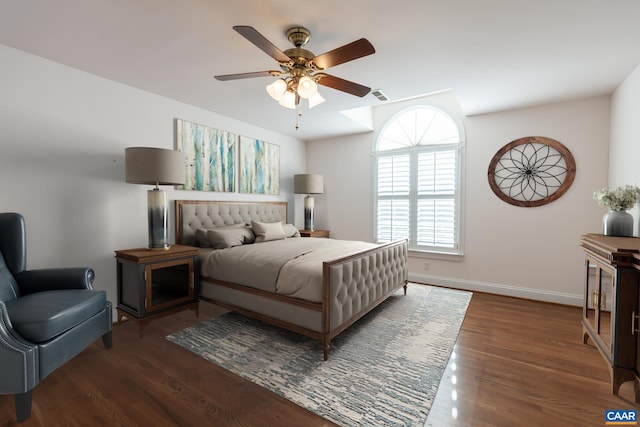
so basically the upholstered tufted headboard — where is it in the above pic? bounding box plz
[175,200,288,246]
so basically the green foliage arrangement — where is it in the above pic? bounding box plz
[594,185,640,211]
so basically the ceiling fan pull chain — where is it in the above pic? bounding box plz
[295,108,301,130]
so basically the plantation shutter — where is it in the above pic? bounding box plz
[416,149,456,249]
[376,154,410,242]
[374,105,463,254]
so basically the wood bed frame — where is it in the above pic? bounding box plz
[175,200,408,360]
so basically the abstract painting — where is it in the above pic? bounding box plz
[176,119,235,192]
[239,136,280,195]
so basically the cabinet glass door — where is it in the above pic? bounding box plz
[584,257,614,357]
[598,267,613,352]
[145,258,194,313]
[585,260,598,332]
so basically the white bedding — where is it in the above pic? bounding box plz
[198,238,378,302]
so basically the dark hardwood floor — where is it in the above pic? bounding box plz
[1,288,637,426]
[425,291,639,426]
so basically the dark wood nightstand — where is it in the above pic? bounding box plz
[299,229,330,238]
[115,244,199,337]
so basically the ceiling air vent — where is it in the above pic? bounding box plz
[371,89,388,102]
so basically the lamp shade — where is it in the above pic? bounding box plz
[294,174,324,194]
[125,147,185,186]
[266,79,287,101]
[279,90,297,109]
[308,91,325,109]
[297,76,318,99]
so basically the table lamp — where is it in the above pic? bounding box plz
[294,174,324,231]
[125,147,185,250]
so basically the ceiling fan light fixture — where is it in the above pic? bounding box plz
[308,91,325,109]
[266,79,287,101]
[216,25,375,125]
[297,76,318,99]
[279,89,297,109]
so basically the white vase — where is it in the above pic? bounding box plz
[602,210,634,237]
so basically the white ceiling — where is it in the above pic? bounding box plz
[1,0,639,141]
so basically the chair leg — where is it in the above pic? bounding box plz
[102,330,113,349]
[15,390,32,423]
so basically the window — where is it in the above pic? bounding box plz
[374,106,464,254]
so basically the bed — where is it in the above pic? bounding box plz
[175,200,408,360]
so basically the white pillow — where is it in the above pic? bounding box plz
[283,223,300,238]
[251,221,286,243]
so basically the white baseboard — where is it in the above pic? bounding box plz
[409,272,583,307]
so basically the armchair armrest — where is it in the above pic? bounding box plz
[15,268,95,295]
[0,301,38,394]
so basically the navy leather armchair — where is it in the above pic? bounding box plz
[0,213,112,422]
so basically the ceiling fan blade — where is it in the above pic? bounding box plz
[317,74,371,97]
[233,26,291,63]
[214,71,275,81]
[313,38,375,70]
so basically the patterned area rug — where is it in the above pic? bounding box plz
[167,284,472,426]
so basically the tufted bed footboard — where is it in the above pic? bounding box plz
[175,200,409,360]
[322,240,408,358]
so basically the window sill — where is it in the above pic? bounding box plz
[408,249,464,262]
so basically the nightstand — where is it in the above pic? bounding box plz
[299,229,330,238]
[115,244,199,337]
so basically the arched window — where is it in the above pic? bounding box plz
[374,105,464,253]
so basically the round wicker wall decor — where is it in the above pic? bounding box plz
[487,136,576,207]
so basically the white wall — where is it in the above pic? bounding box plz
[308,93,611,305]
[0,44,306,306]
[1,38,623,308]
[609,64,640,232]
[303,132,373,239]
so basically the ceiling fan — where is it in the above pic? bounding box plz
[214,26,376,109]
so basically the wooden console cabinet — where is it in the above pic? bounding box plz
[115,244,199,337]
[580,233,640,402]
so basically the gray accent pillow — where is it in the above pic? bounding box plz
[196,223,247,247]
[252,221,286,243]
[283,223,300,238]
[195,228,210,247]
[207,227,255,249]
